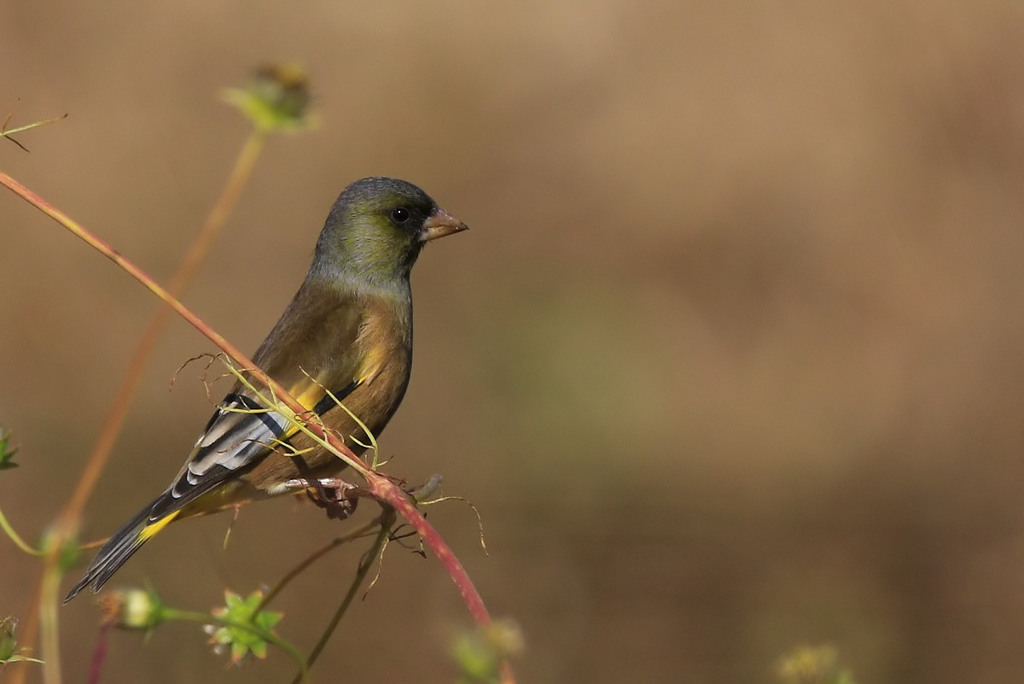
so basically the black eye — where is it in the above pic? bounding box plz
[390,207,410,223]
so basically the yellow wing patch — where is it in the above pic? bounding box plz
[292,379,327,412]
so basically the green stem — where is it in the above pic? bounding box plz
[0,115,66,138]
[58,126,267,532]
[0,507,42,555]
[294,509,396,684]
[257,519,380,614]
[39,565,62,684]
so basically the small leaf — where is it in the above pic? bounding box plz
[250,640,268,660]
[0,429,19,470]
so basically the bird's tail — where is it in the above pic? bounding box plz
[63,497,180,603]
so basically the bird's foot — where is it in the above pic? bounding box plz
[284,477,364,520]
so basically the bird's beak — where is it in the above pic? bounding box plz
[421,208,469,243]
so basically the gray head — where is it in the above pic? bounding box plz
[311,177,467,294]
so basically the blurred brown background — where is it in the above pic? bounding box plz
[3,2,1024,682]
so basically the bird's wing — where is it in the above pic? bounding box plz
[148,285,367,519]
[148,378,359,519]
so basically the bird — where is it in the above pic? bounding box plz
[64,177,468,602]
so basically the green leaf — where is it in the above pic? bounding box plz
[0,429,19,470]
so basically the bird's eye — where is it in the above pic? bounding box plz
[390,207,410,223]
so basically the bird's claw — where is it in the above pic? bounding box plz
[285,477,363,520]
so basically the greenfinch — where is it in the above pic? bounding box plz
[65,177,467,602]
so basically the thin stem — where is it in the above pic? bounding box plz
[7,573,44,683]
[257,519,380,613]
[365,478,491,625]
[85,622,112,684]
[0,507,42,555]
[0,115,66,138]
[39,565,62,684]
[0,168,293,433]
[63,127,266,528]
[293,509,396,683]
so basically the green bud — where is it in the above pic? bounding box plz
[776,644,857,684]
[0,616,17,661]
[222,62,315,133]
[100,587,166,631]
[39,525,82,572]
[0,616,42,666]
[452,619,524,682]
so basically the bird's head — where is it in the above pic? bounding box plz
[312,177,468,294]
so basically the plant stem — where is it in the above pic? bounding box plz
[0,115,66,138]
[61,127,266,529]
[0,507,42,555]
[84,622,111,684]
[257,520,380,613]
[39,565,62,684]
[293,509,396,683]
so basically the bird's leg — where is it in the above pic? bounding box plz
[281,477,366,520]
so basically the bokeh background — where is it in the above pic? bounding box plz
[3,2,1024,682]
